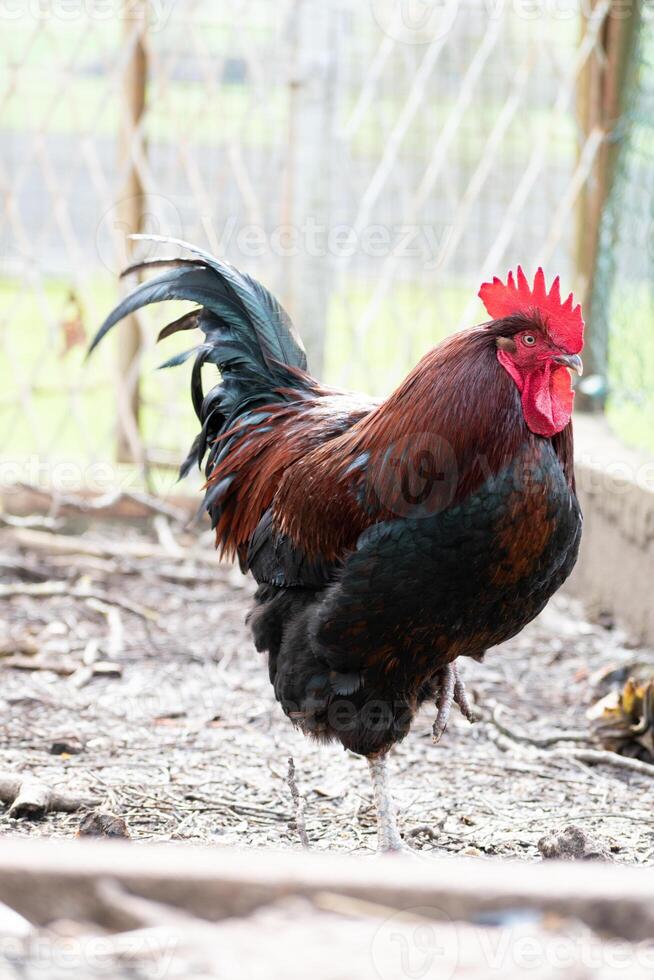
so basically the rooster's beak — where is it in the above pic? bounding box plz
[553,353,583,376]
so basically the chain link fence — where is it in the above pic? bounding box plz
[0,0,645,498]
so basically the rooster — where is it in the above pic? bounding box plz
[91,239,584,852]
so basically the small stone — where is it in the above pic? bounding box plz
[50,738,84,756]
[538,825,612,862]
[78,812,130,839]
[92,662,123,678]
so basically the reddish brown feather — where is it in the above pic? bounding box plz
[210,403,313,562]
[273,328,530,560]
[208,393,372,562]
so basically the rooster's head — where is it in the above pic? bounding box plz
[479,267,584,438]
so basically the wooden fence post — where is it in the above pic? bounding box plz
[575,0,638,409]
[281,0,340,377]
[116,4,148,463]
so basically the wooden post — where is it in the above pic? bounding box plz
[116,4,148,463]
[281,0,339,378]
[575,0,638,409]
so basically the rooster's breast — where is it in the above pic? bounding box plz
[314,437,582,670]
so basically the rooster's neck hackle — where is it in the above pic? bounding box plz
[353,326,529,480]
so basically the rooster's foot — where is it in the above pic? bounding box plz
[367,753,414,854]
[432,662,476,743]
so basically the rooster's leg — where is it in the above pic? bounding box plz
[367,752,405,853]
[432,662,475,743]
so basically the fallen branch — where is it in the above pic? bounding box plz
[0,774,100,819]
[183,793,291,823]
[0,580,156,620]
[548,748,654,778]
[12,483,191,524]
[2,653,79,676]
[3,527,173,561]
[482,705,654,778]
[0,512,63,531]
[4,526,222,570]
[483,702,592,748]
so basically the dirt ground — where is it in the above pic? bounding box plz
[2,515,654,863]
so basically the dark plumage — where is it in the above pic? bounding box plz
[91,241,583,851]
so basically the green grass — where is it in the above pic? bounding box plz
[604,282,654,456]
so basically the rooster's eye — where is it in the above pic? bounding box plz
[522,334,536,347]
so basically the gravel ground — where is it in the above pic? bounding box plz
[2,517,654,862]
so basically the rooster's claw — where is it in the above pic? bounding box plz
[432,662,475,743]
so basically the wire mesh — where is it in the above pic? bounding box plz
[0,0,627,496]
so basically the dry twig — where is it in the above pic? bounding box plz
[548,748,654,779]
[13,482,189,524]
[483,702,592,747]
[0,580,156,620]
[5,526,222,570]
[287,757,310,848]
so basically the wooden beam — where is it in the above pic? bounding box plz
[281,0,340,377]
[1,838,653,940]
[576,0,638,406]
[116,5,148,463]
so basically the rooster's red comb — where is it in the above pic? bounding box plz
[478,266,584,354]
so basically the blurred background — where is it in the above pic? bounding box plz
[0,0,652,498]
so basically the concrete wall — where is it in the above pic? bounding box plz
[568,415,654,645]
